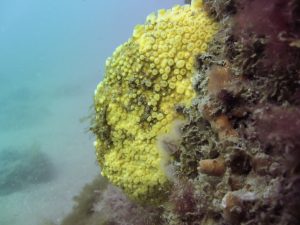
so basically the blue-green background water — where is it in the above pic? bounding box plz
[0,1,182,224]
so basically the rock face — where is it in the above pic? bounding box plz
[82,0,300,224]
[163,0,300,224]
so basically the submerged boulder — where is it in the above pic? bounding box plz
[0,144,54,195]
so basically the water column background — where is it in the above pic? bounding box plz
[0,0,182,224]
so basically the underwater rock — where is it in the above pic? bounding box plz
[167,0,300,224]
[91,0,218,203]
[0,144,54,195]
[84,0,300,224]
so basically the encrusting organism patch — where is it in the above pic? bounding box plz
[92,0,218,203]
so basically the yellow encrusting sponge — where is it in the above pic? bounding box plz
[92,1,218,203]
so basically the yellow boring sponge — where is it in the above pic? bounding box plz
[92,0,218,203]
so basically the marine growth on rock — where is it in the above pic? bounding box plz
[66,0,300,225]
[92,0,218,203]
